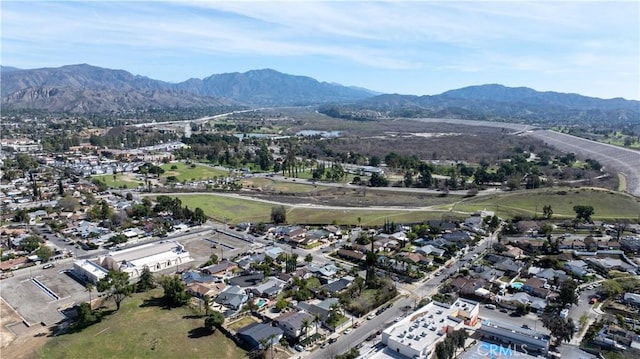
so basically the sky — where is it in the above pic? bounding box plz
[1,1,639,100]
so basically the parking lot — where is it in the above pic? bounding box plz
[478,306,550,335]
[0,259,87,326]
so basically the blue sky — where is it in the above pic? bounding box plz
[2,1,639,100]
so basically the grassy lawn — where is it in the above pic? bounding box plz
[36,289,247,359]
[173,194,458,225]
[227,316,257,332]
[452,187,640,220]
[92,174,142,189]
[161,162,228,182]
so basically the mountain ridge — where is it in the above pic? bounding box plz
[1,64,375,112]
[1,64,638,122]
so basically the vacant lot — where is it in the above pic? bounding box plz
[92,174,142,189]
[36,289,247,359]
[452,187,640,220]
[173,193,460,225]
[161,162,228,182]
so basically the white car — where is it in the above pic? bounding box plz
[367,313,376,320]
[344,328,352,334]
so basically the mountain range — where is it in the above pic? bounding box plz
[1,64,375,112]
[1,64,638,123]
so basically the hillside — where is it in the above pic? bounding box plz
[320,84,640,124]
[1,64,375,112]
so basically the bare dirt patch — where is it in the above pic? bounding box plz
[1,299,50,359]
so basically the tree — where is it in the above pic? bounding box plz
[21,236,42,252]
[275,298,289,312]
[301,318,311,340]
[74,302,100,329]
[558,280,579,308]
[271,205,287,224]
[202,294,211,315]
[305,253,313,263]
[573,205,595,223]
[85,283,94,307]
[369,172,388,187]
[204,311,225,333]
[601,280,623,298]
[136,266,156,292]
[542,205,553,220]
[36,245,54,262]
[193,207,207,224]
[542,316,576,344]
[97,270,135,311]
[57,195,80,212]
[159,275,190,307]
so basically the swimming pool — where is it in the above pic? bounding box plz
[256,298,268,308]
[511,282,524,289]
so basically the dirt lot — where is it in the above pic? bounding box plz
[1,299,49,359]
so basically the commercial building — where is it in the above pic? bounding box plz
[476,320,550,355]
[73,241,191,283]
[381,298,479,359]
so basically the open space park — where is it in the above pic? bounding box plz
[170,185,640,226]
[36,289,246,359]
[160,162,228,182]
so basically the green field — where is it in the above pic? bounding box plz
[161,163,228,182]
[92,174,142,189]
[451,187,640,220]
[37,289,247,359]
[172,194,460,225]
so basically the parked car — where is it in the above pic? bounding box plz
[366,334,377,341]
[367,313,376,320]
[294,344,304,352]
[500,308,508,313]
[43,263,55,269]
[344,328,352,334]
[485,304,497,310]
[328,337,338,344]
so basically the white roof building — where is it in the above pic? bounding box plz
[73,241,192,283]
[381,298,480,359]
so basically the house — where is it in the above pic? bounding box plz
[494,258,522,276]
[187,282,226,298]
[251,277,287,298]
[503,245,524,259]
[400,252,429,265]
[307,263,339,278]
[470,265,505,282]
[237,323,284,349]
[321,276,354,295]
[274,310,317,339]
[181,270,218,285]
[522,278,550,299]
[264,246,285,259]
[442,231,472,244]
[297,298,339,321]
[450,277,488,297]
[236,253,266,269]
[416,244,446,257]
[563,260,589,276]
[427,220,457,232]
[201,260,238,277]
[498,292,547,312]
[623,293,640,306]
[337,249,365,262]
[534,267,568,283]
[215,285,248,310]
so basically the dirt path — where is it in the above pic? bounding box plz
[0,299,49,359]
